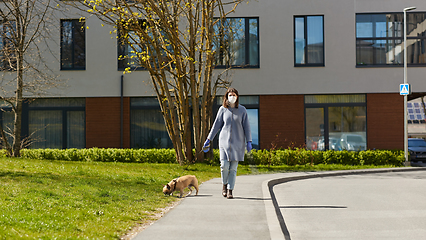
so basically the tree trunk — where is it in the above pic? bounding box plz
[13,51,24,157]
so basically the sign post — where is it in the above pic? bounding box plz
[402,6,416,166]
[400,83,411,165]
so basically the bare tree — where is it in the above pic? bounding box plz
[0,0,64,156]
[65,0,243,164]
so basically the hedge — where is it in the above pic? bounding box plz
[19,148,176,163]
[13,148,406,166]
[245,148,405,166]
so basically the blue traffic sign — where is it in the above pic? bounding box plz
[400,84,411,95]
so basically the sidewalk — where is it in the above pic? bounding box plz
[133,167,426,240]
[133,173,279,240]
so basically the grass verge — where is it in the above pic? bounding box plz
[0,157,220,239]
[0,157,401,239]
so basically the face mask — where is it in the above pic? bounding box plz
[228,95,237,104]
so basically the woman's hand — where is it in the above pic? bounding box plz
[203,139,211,152]
[247,141,252,152]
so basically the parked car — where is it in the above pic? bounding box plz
[318,137,341,151]
[408,138,426,163]
[339,134,366,151]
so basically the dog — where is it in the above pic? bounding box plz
[163,175,199,198]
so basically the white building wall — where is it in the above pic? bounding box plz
[46,0,426,98]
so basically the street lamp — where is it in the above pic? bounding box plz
[403,6,416,166]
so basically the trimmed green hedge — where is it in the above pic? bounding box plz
[244,148,405,166]
[20,148,176,163]
[15,148,405,166]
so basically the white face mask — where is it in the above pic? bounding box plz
[228,95,237,104]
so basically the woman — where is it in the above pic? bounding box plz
[203,88,252,199]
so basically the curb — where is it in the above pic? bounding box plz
[261,167,426,240]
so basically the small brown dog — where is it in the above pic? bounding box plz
[163,175,199,198]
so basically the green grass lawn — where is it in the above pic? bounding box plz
[0,157,399,239]
[0,158,221,239]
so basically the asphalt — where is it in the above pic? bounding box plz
[133,167,426,240]
[275,170,426,240]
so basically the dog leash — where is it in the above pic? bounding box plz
[195,144,210,156]
[179,144,211,174]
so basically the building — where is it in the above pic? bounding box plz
[1,0,426,151]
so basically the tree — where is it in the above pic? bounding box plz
[0,0,64,156]
[67,0,244,164]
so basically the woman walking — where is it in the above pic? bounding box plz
[203,88,252,199]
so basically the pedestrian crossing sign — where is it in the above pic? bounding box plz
[400,84,411,95]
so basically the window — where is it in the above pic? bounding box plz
[0,98,85,149]
[0,105,15,146]
[61,19,86,70]
[294,15,324,66]
[118,31,144,70]
[305,95,366,151]
[130,96,259,149]
[28,98,85,149]
[213,17,259,68]
[356,13,426,66]
[118,20,145,70]
[117,19,171,70]
[241,96,259,149]
[0,20,16,70]
[130,98,173,148]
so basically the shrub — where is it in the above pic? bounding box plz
[21,148,178,163]
[245,148,404,166]
[19,148,405,166]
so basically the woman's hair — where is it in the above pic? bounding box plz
[222,87,239,108]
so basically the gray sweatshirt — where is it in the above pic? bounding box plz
[207,105,252,161]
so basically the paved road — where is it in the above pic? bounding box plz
[133,168,426,240]
[274,171,426,240]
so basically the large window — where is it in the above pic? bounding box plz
[0,98,85,149]
[0,20,16,70]
[130,98,172,148]
[213,17,259,68]
[0,102,15,146]
[61,19,86,70]
[118,31,143,70]
[294,15,324,66]
[118,19,145,70]
[356,13,426,66]
[130,96,259,149]
[117,19,172,71]
[242,97,259,149]
[28,98,85,149]
[305,95,366,151]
